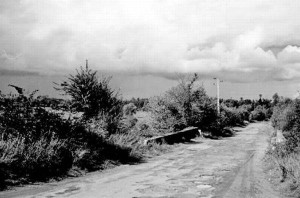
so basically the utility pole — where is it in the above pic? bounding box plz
[86,59,88,69]
[213,78,222,115]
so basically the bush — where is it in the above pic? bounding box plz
[108,130,170,158]
[147,74,222,136]
[123,103,137,116]
[219,105,244,127]
[124,98,149,110]
[0,136,72,182]
[266,144,300,196]
[119,116,138,132]
[271,99,300,153]
[147,95,186,133]
[250,105,268,121]
[0,97,72,142]
[54,65,123,133]
[271,103,294,131]
[237,104,252,121]
[0,91,75,188]
[266,98,300,196]
[0,88,141,188]
[0,69,174,189]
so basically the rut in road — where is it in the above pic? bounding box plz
[215,123,283,198]
[1,122,283,198]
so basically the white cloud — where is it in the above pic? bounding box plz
[278,45,300,64]
[1,0,300,81]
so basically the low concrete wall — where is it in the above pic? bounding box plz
[144,127,200,145]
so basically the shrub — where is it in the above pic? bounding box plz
[0,90,73,142]
[266,144,300,196]
[147,96,183,133]
[108,130,171,159]
[124,98,149,110]
[219,105,244,127]
[250,105,268,121]
[0,90,75,187]
[147,76,192,133]
[271,103,294,131]
[271,99,300,153]
[122,103,137,116]
[54,65,123,131]
[282,100,300,153]
[0,136,72,181]
[119,116,138,132]
[237,104,252,121]
[0,88,137,187]
[73,131,141,171]
[0,72,173,189]
[147,74,221,135]
[191,95,218,133]
[266,98,300,196]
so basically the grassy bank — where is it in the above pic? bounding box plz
[265,98,300,197]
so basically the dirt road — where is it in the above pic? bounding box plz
[1,122,283,198]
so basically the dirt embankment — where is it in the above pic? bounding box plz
[1,122,283,198]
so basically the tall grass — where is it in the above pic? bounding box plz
[0,89,143,189]
[265,144,300,196]
[0,135,72,188]
[266,98,300,196]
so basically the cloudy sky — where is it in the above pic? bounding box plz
[1,0,300,99]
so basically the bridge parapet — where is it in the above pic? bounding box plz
[144,127,201,145]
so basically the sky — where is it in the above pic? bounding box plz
[1,0,300,99]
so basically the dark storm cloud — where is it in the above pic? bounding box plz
[0,69,39,76]
[262,40,300,56]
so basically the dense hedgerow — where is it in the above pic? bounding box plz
[147,74,274,137]
[249,105,269,121]
[147,74,219,135]
[271,99,300,153]
[266,97,300,196]
[219,105,244,127]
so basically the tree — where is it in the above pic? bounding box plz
[166,73,198,126]
[54,64,122,121]
[258,94,263,104]
[272,93,280,106]
[148,73,218,133]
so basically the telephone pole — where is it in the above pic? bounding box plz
[213,78,222,115]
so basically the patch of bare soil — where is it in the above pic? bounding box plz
[0,122,283,198]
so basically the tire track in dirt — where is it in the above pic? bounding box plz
[216,123,283,198]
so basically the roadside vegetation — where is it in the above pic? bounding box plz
[0,64,273,190]
[265,94,300,197]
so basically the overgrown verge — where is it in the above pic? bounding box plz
[265,97,300,197]
[0,66,169,190]
[0,66,274,190]
[0,92,147,189]
[146,74,272,138]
